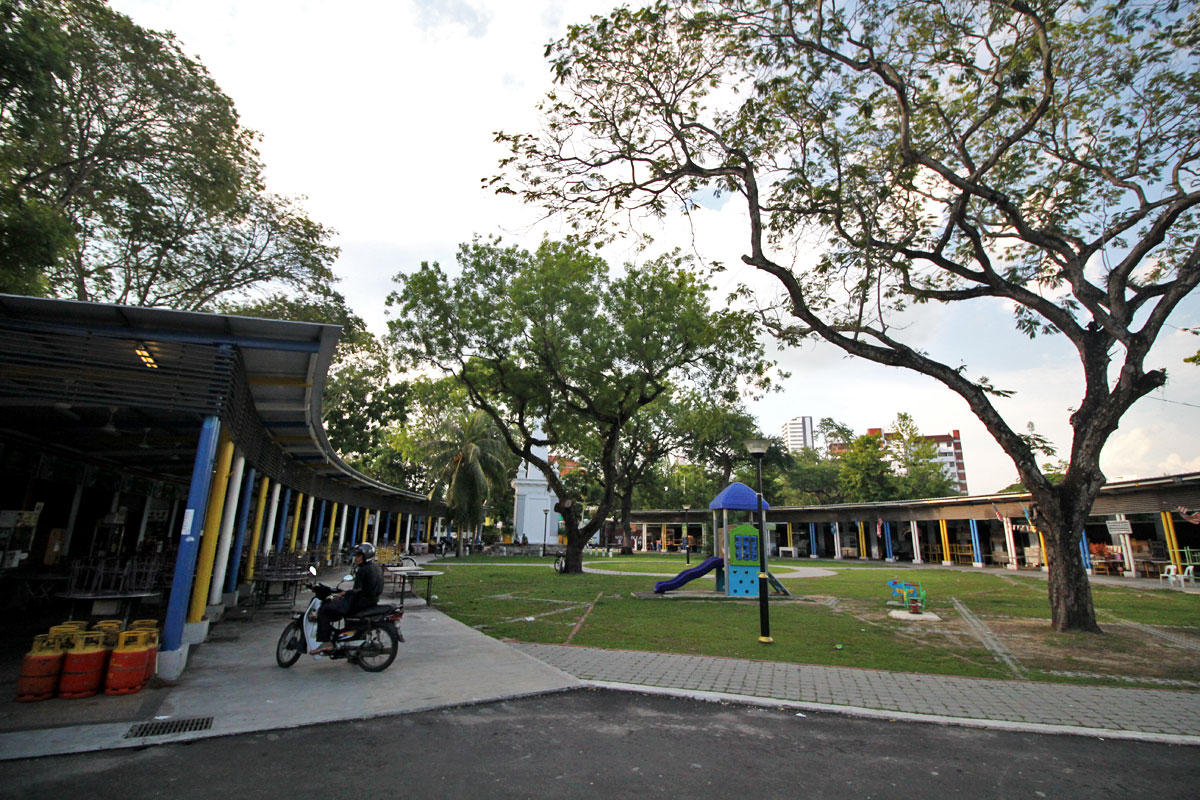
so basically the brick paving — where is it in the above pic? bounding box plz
[513,642,1200,743]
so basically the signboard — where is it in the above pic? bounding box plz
[1105,520,1133,536]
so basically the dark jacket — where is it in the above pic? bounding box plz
[352,560,384,606]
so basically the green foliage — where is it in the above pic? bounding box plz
[386,236,770,560]
[0,0,336,307]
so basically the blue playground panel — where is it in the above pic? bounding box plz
[726,564,759,597]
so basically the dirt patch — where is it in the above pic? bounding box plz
[983,616,1200,682]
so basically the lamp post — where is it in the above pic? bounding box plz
[542,508,549,558]
[743,437,773,644]
[682,505,691,564]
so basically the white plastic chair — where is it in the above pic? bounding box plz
[1159,564,1178,586]
[1178,565,1196,588]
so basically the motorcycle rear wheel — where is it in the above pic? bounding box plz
[275,620,304,668]
[356,624,398,672]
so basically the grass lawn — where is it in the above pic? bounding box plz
[426,553,1200,687]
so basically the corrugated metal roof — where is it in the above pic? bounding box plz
[0,294,427,512]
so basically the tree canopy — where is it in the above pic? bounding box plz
[386,236,770,571]
[493,0,1200,631]
[1,0,336,306]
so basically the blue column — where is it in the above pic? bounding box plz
[968,518,982,565]
[351,506,361,546]
[809,522,817,557]
[314,499,327,551]
[884,520,894,560]
[163,415,221,652]
[276,487,292,553]
[224,466,256,594]
[1080,530,1091,569]
[385,511,393,545]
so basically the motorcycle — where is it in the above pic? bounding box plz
[275,566,404,673]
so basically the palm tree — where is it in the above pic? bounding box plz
[423,411,513,556]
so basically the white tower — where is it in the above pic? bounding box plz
[512,423,557,545]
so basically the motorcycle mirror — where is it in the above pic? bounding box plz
[343,575,353,582]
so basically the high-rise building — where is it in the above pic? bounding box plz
[780,416,815,453]
[867,427,968,495]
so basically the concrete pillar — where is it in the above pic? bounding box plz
[1002,516,1018,570]
[911,520,923,564]
[187,431,235,625]
[261,481,281,555]
[299,494,315,550]
[208,450,245,605]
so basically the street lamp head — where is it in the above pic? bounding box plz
[743,437,771,456]
[543,508,549,516]
[682,505,691,512]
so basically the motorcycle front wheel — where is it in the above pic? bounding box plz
[355,624,398,672]
[275,620,304,668]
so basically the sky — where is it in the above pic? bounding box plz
[108,0,1200,494]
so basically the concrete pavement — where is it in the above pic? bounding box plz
[2,564,1198,760]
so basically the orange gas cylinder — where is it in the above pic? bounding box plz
[129,621,160,682]
[15,635,64,702]
[104,630,151,695]
[58,631,109,699]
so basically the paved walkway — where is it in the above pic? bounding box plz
[2,555,1197,760]
[513,643,1200,744]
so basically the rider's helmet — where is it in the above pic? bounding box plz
[352,542,375,562]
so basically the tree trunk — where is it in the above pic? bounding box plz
[1029,483,1103,633]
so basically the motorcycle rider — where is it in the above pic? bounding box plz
[310,542,385,654]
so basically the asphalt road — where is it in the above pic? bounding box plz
[1,689,1196,799]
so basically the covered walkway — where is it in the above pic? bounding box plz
[0,295,441,678]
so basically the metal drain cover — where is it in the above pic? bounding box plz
[125,717,214,739]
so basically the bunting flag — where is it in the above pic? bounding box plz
[991,503,1006,523]
[1178,506,1200,525]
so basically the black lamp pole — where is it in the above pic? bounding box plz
[745,438,773,644]
[683,505,691,564]
[542,508,549,558]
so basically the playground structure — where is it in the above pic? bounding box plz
[654,482,790,597]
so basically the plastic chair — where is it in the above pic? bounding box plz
[1178,565,1196,588]
[1159,564,1178,586]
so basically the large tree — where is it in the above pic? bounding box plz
[386,237,769,572]
[1,0,336,307]
[493,0,1200,631]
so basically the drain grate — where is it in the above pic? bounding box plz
[125,717,214,739]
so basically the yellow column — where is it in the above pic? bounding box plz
[395,512,403,543]
[857,521,866,559]
[1038,531,1049,566]
[661,522,667,551]
[245,476,270,581]
[786,522,794,549]
[288,492,304,551]
[939,519,951,565]
[188,431,235,623]
[1162,511,1182,568]
[326,502,339,563]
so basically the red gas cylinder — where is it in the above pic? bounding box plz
[15,635,64,702]
[58,631,109,699]
[105,630,151,695]
[129,621,159,683]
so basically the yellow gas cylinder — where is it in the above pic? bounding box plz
[58,631,108,699]
[92,620,124,648]
[104,630,151,695]
[15,635,64,702]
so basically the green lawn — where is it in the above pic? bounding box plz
[425,554,1200,686]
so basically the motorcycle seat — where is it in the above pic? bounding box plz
[346,604,399,620]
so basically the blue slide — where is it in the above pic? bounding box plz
[654,556,724,593]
